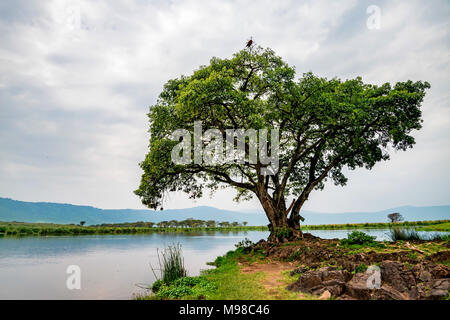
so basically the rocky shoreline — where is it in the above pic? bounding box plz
[253,234,450,300]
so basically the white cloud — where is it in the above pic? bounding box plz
[0,0,449,212]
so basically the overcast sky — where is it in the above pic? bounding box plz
[0,0,449,213]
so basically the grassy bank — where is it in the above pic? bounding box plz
[137,246,312,300]
[0,221,267,237]
[139,231,450,300]
[301,220,450,231]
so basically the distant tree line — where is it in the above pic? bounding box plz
[94,219,249,228]
[387,212,404,223]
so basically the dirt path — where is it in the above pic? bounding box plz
[240,261,304,299]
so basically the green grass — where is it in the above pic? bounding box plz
[151,243,187,286]
[388,226,450,241]
[138,248,269,300]
[0,221,268,237]
[400,241,448,256]
[440,260,450,268]
[274,270,318,300]
[302,220,450,231]
[388,227,421,241]
[353,264,369,274]
[417,222,450,232]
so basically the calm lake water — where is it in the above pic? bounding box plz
[0,229,447,299]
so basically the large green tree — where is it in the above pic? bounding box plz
[135,45,429,242]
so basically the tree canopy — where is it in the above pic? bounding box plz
[388,212,404,223]
[135,45,429,242]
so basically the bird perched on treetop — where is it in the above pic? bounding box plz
[246,37,253,48]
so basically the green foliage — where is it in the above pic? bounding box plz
[353,264,368,274]
[302,220,450,231]
[146,247,264,300]
[287,250,302,261]
[417,222,450,232]
[341,231,377,246]
[153,283,193,299]
[212,248,245,268]
[0,221,266,237]
[151,243,187,285]
[388,227,421,241]
[389,227,450,241]
[151,276,218,299]
[431,234,450,241]
[135,45,429,238]
[143,246,316,300]
[408,252,418,260]
[274,227,293,241]
[235,237,254,249]
[387,212,403,223]
[151,279,163,292]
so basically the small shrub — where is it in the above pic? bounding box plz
[341,231,376,246]
[275,227,292,241]
[287,251,302,261]
[388,227,420,241]
[151,243,187,285]
[235,238,253,249]
[151,279,163,292]
[17,227,33,235]
[353,264,368,274]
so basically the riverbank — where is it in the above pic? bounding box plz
[141,232,450,300]
[136,245,316,300]
[1,219,449,236]
[0,221,267,236]
[302,220,450,231]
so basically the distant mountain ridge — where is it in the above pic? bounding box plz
[0,197,449,226]
[0,197,266,225]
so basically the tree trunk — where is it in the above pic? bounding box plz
[257,187,302,243]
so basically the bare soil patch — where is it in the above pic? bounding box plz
[240,261,299,298]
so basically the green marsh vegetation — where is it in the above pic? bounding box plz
[140,240,318,300]
[134,43,430,243]
[150,243,188,294]
[388,226,450,241]
[139,246,271,300]
[341,230,381,247]
[301,219,450,231]
[416,222,450,232]
[1,219,448,237]
[340,228,449,246]
[388,226,421,241]
[0,220,266,237]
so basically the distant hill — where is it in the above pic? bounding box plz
[0,197,266,225]
[0,197,449,226]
